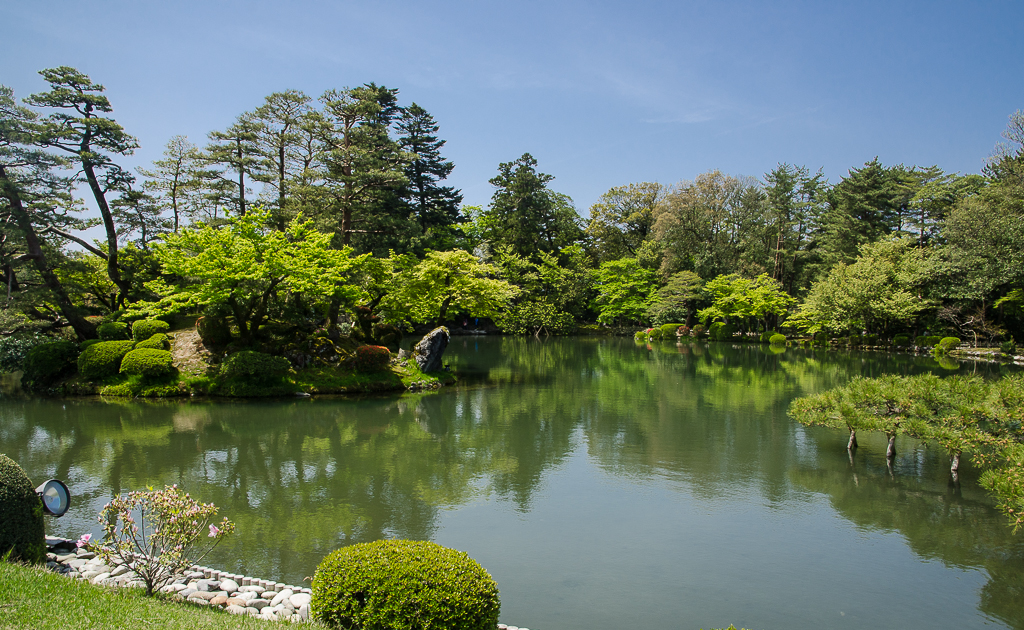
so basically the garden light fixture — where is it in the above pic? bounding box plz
[36,479,70,517]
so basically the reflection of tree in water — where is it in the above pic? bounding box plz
[793,423,1024,629]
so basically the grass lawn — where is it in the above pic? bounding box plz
[0,562,309,630]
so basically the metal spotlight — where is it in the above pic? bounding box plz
[36,479,70,517]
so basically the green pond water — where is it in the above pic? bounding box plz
[3,337,1024,629]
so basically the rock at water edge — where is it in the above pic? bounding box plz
[413,327,449,373]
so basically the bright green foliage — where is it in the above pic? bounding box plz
[592,257,659,325]
[22,340,79,384]
[355,345,391,372]
[586,182,663,262]
[697,273,795,331]
[220,351,291,383]
[759,330,777,343]
[493,246,593,335]
[660,323,684,337]
[770,333,787,344]
[311,540,500,630]
[709,322,736,341]
[0,454,45,563]
[137,207,364,342]
[97,322,130,340]
[134,333,170,351]
[79,339,101,351]
[132,319,170,341]
[119,349,175,378]
[380,250,519,327]
[77,340,135,380]
[795,238,926,334]
[646,270,703,326]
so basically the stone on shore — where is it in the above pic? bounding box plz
[219,577,239,593]
[412,327,449,373]
[226,604,248,615]
[289,592,311,608]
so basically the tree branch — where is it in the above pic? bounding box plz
[39,225,109,260]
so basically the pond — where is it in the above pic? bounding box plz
[2,338,1024,630]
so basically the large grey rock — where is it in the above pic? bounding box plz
[289,592,311,608]
[412,327,449,373]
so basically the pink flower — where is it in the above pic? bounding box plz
[76,533,91,548]
[208,524,220,537]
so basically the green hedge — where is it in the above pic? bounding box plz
[79,339,102,351]
[22,340,79,385]
[759,330,776,343]
[97,322,130,341]
[0,454,45,563]
[131,319,170,342]
[769,333,786,345]
[120,349,175,379]
[660,323,684,337]
[936,336,961,354]
[220,350,291,382]
[78,340,135,380]
[134,333,170,351]
[709,322,735,341]
[355,345,391,372]
[311,540,500,630]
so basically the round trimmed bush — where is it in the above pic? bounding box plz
[134,333,170,351]
[97,322,130,341]
[633,330,648,341]
[120,348,175,378]
[312,540,500,630]
[0,454,46,563]
[131,318,170,342]
[660,323,684,337]
[79,339,102,351]
[22,340,79,384]
[692,324,706,338]
[769,333,786,345]
[220,350,291,382]
[648,328,665,340]
[355,345,391,372]
[78,340,135,380]
[760,331,776,343]
[936,336,961,354]
[925,335,942,347]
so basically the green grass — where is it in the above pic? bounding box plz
[0,561,305,630]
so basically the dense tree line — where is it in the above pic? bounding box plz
[2,66,1023,350]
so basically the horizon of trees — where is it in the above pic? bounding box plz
[2,66,1023,348]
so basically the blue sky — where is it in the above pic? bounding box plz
[3,0,1023,215]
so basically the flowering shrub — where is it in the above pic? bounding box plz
[92,485,234,595]
[355,345,391,372]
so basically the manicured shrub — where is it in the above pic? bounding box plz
[849,334,863,346]
[196,316,231,346]
[78,340,135,380]
[355,345,391,372]
[893,334,911,347]
[692,324,706,338]
[312,540,500,630]
[134,333,170,351]
[22,340,79,384]
[660,323,684,337]
[769,333,786,345]
[633,330,648,341]
[131,319,170,342]
[97,322,130,341]
[936,337,961,354]
[925,335,942,347]
[120,349,175,379]
[649,328,665,340]
[79,339,102,351]
[220,350,291,382]
[0,454,45,563]
[709,322,735,341]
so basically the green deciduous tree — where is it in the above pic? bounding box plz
[696,273,795,333]
[591,257,659,326]
[646,270,703,326]
[586,182,663,262]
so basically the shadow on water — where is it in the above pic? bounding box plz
[2,337,1023,628]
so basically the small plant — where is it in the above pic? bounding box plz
[97,322,130,341]
[22,340,79,385]
[131,319,170,342]
[660,323,684,338]
[677,324,690,337]
[312,540,499,630]
[1001,338,1017,355]
[120,349,176,379]
[692,324,706,337]
[935,337,961,355]
[355,345,391,372]
[760,330,776,343]
[220,350,291,382]
[91,484,234,596]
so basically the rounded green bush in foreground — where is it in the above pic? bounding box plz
[0,453,45,563]
[78,340,135,380]
[120,348,175,378]
[97,321,130,341]
[312,539,500,630]
[131,318,170,342]
[769,333,787,345]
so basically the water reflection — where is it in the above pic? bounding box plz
[1,338,1022,629]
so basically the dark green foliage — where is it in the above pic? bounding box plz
[311,539,500,630]
[760,330,777,343]
[849,334,863,346]
[660,323,684,337]
[220,351,291,383]
[78,340,135,380]
[936,337,961,354]
[864,334,879,345]
[22,340,79,385]
[925,335,942,347]
[1002,338,1017,355]
[79,339,101,351]
[131,319,170,342]
[97,322,130,341]
[0,335,49,373]
[355,345,391,372]
[196,316,231,346]
[119,349,175,379]
[0,454,45,563]
[134,333,170,351]
[893,334,911,347]
[709,322,735,341]
[371,323,402,351]
[770,333,787,344]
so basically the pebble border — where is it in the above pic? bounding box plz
[43,537,531,628]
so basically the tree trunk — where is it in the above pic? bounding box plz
[951,451,961,475]
[886,434,897,459]
[847,427,858,450]
[81,162,131,306]
[0,166,96,339]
